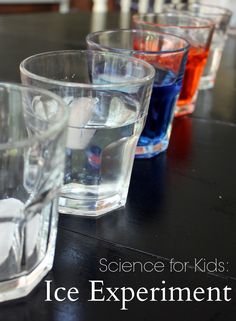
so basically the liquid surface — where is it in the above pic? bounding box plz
[61,96,144,215]
[136,68,182,158]
[139,71,181,140]
[132,38,184,157]
[177,46,208,107]
[200,32,225,89]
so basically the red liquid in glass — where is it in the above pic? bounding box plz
[177,46,208,109]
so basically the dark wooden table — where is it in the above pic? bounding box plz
[0,12,236,321]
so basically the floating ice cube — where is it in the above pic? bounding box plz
[32,96,59,120]
[67,97,97,150]
[26,212,40,258]
[0,198,24,265]
[23,147,41,193]
[0,198,43,265]
[105,96,137,127]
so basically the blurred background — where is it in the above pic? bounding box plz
[0,1,235,35]
[0,0,235,23]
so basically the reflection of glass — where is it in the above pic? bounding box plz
[133,13,214,117]
[0,84,68,303]
[164,3,232,90]
[20,50,155,217]
[87,29,189,158]
[167,117,193,165]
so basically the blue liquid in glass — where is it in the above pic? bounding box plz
[136,70,182,158]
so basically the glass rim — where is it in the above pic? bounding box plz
[20,49,155,90]
[86,28,190,56]
[0,82,68,150]
[133,12,215,30]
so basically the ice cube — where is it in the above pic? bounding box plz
[106,96,137,127]
[32,96,59,120]
[67,97,97,150]
[0,198,24,265]
[26,212,40,258]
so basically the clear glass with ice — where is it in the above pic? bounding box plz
[20,50,155,217]
[0,83,68,302]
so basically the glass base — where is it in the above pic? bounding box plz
[58,191,126,217]
[199,74,215,90]
[0,243,55,303]
[175,102,195,118]
[135,136,169,159]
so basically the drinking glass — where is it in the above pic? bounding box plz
[0,83,68,302]
[86,29,189,158]
[20,50,155,217]
[164,3,232,90]
[133,13,214,117]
